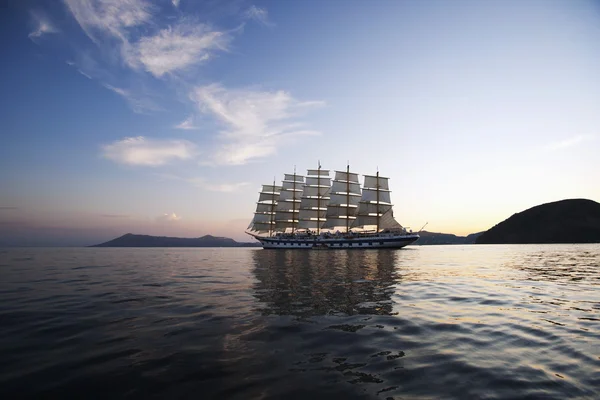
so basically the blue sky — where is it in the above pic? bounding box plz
[1,0,599,245]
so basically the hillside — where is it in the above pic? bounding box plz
[414,231,482,245]
[476,199,600,244]
[91,233,261,247]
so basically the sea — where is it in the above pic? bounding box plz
[0,245,598,399]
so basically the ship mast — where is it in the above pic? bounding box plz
[274,170,304,233]
[317,162,322,234]
[346,164,350,233]
[322,165,361,232]
[376,170,380,233]
[298,162,330,234]
[248,182,281,235]
[270,177,275,237]
[292,166,297,234]
[352,171,403,232]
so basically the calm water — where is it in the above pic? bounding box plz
[0,245,599,399]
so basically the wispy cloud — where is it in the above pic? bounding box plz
[63,0,152,43]
[191,83,324,165]
[206,182,250,192]
[102,136,196,166]
[124,21,230,77]
[102,83,129,97]
[77,70,93,79]
[174,115,199,130]
[60,0,279,129]
[102,83,160,113]
[65,51,109,81]
[545,134,595,151]
[29,10,59,40]
[156,212,181,222]
[243,5,272,27]
[64,2,229,79]
[61,3,304,168]
[66,59,97,80]
[156,173,249,192]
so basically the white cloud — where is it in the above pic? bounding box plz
[172,0,180,8]
[206,182,250,192]
[243,5,272,26]
[124,22,230,77]
[63,0,152,43]
[191,84,324,165]
[545,134,595,151]
[157,212,181,222]
[102,136,196,166]
[103,83,128,97]
[29,10,59,39]
[102,83,160,113]
[78,70,93,79]
[64,2,228,78]
[174,115,199,130]
[156,173,249,192]
[65,61,94,79]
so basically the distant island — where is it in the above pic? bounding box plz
[414,231,482,245]
[91,199,600,247]
[93,231,482,247]
[476,198,600,244]
[91,233,261,247]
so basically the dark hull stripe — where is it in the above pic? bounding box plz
[256,235,419,249]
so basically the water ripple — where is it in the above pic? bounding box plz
[0,245,598,398]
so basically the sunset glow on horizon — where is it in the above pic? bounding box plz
[1,0,599,245]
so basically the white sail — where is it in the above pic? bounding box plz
[325,206,358,218]
[276,200,300,211]
[307,169,330,176]
[249,224,273,233]
[251,213,273,224]
[302,185,330,197]
[298,166,330,231]
[305,176,331,187]
[321,216,355,229]
[331,180,361,195]
[249,182,280,234]
[363,175,389,190]
[258,192,279,202]
[350,215,378,227]
[329,193,360,206]
[334,171,359,183]
[282,180,303,191]
[255,203,274,213]
[352,173,402,230]
[275,220,296,230]
[379,208,403,230]
[262,184,282,193]
[250,166,407,238]
[298,220,321,230]
[279,190,302,202]
[284,174,304,182]
[298,198,321,209]
[275,172,304,232]
[360,188,391,204]
[356,202,392,215]
[323,167,362,232]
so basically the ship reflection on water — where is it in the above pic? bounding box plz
[251,249,403,317]
[1,246,597,399]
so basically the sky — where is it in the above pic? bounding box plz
[1,0,599,246]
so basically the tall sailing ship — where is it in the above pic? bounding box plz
[246,164,420,249]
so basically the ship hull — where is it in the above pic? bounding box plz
[251,233,420,249]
